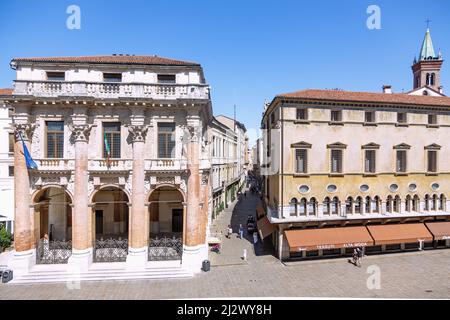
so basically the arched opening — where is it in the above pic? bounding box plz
[331,197,339,215]
[345,197,354,215]
[424,194,430,211]
[431,194,438,211]
[386,195,393,213]
[33,187,73,264]
[405,195,412,212]
[394,195,401,213]
[299,198,307,216]
[430,73,436,86]
[91,186,129,262]
[323,197,331,215]
[308,198,317,216]
[426,73,431,86]
[439,194,446,211]
[372,196,380,213]
[413,195,420,212]
[148,186,184,261]
[355,196,363,214]
[289,198,298,216]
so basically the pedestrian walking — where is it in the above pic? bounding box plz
[253,231,258,244]
[244,191,247,198]
[239,224,244,239]
[226,225,232,239]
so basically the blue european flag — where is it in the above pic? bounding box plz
[19,133,38,170]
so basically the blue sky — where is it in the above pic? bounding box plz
[1,0,449,145]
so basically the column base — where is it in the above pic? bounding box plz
[182,244,208,274]
[126,246,148,269]
[8,249,36,276]
[68,248,93,272]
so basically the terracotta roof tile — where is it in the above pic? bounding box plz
[277,89,450,107]
[12,55,200,66]
[0,88,13,95]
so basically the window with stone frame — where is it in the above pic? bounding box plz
[46,121,64,158]
[396,150,407,173]
[158,123,176,158]
[103,73,122,83]
[157,74,176,84]
[364,111,375,123]
[103,122,121,158]
[8,133,14,153]
[397,112,407,124]
[364,150,376,173]
[330,149,343,173]
[296,108,308,120]
[428,114,438,125]
[294,149,308,174]
[330,110,342,122]
[427,150,438,172]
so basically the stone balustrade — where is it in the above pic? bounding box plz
[14,80,210,100]
[145,158,188,171]
[35,159,75,171]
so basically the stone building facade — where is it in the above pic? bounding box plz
[0,55,218,274]
[260,29,450,260]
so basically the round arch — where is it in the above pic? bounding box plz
[147,184,187,204]
[89,184,131,204]
[32,185,74,205]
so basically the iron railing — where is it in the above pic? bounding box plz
[148,234,183,261]
[94,237,128,262]
[36,239,72,264]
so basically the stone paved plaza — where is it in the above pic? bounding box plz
[0,191,449,300]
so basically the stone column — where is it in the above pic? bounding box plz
[9,122,36,274]
[183,125,208,272]
[68,121,93,271]
[126,123,148,268]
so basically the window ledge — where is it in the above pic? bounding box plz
[394,172,408,176]
[425,172,438,176]
[363,122,377,127]
[328,173,344,177]
[293,173,310,178]
[328,121,344,126]
[426,124,439,129]
[294,120,310,125]
[395,123,409,127]
[363,173,378,177]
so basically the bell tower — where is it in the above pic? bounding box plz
[412,28,443,92]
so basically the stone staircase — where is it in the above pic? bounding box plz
[9,261,193,284]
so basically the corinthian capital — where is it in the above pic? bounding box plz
[128,125,148,142]
[12,123,35,141]
[69,123,93,142]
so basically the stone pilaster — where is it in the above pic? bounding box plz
[183,125,208,272]
[126,123,149,267]
[68,121,93,271]
[9,119,36,274]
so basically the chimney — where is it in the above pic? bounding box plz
[439,86,444,94]
[382,85,392,94]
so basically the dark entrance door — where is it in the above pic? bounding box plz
[172,209,183,233]
[40,205,49,239]
[95,210,103,235]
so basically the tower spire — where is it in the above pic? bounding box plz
[419,27,437,60]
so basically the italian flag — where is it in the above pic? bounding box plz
[104,132,111,159]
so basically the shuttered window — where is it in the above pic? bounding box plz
[295,149,308,173]
[396,150,407,172]
[427,150,437,172]
[158,123,176,158]
[330,149,343,173]
[46,121,64,158]
[296,108,307,120]
[364,150,376,173]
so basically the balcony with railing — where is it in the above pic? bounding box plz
[35,159,75,172]
[14,80,210,100]
[145,159,188,172]
[88,159,133,172]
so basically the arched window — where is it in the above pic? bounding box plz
[439,194,446,211]
[405,195,412,212]
[323,197,331,215]
[365,196,371,214]
[299,198,307,216]
[430,73,436,86]
[372,196,380,213]
[424,194,430,211]
[308,198,317,216]
[426,73,431,86]
[355,196,363,214]
[386,195,393,213]
[332,197,339,215]
[289,198,298,216]
[346,197,354,215]
[412,195,420,212]
[432,194,438,211]
[394,195,401,213]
